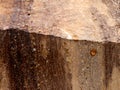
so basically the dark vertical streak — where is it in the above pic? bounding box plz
[7,29,24,90]
[104,42,120,88]
[5,29,37,90]
[104,42,114,88]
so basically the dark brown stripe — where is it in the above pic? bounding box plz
[104,42,120,88]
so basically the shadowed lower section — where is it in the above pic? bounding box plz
[104,42,120,88]
[0,29,120,90]
[0,29,72,90]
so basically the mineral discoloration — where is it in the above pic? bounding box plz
[104,42,120,88]
[0,29,119,90]
[90,49,97,56]
[0,29,72,90]
[0,0,120,90]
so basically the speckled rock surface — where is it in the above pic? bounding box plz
[0,0,119,42]
[0,0,120,90]
[0,29,120,90]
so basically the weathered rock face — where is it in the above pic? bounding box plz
[0,0,119,42]
[0,29,120,90]
[0,0,120,90]
[0,29,72,90]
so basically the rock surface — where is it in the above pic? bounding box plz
[0,29,120,90]
[0,0,120,90]
[0,0,119,42]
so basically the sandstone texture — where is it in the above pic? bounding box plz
[0,0,119,42]
[0,29,119,90]
[0,0,120,90]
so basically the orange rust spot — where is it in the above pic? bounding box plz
[90,49,97,56]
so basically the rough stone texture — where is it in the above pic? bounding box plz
[0,29,72,90]
[104,42,120,90]
[0,0,119,42]
[0,29,119,90]
[0,0,120,90]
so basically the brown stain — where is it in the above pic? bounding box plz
[90,49,97,56]
[4,29,37,90]
[104,42,120,88]
[0,29,120,90]
[0,29,72,90]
